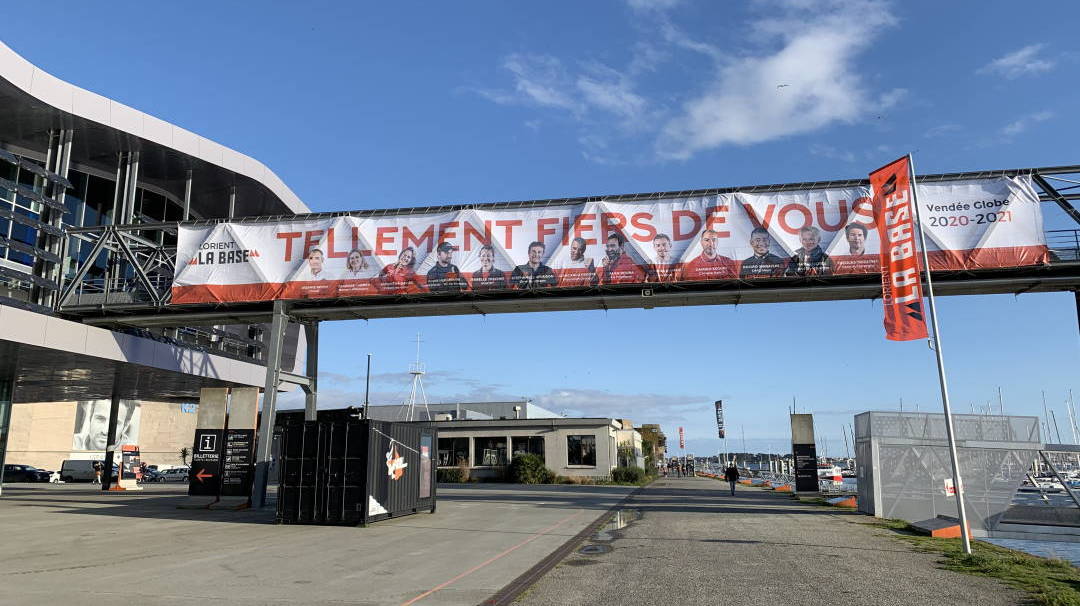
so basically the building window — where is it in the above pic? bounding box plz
[437,437,468,467]
[567,435,596,467]
[511,436,544,461]
[474,436,507,466]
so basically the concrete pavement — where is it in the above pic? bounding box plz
[0,482,633,605]
[515,476,1025,606]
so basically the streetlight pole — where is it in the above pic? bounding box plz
[362,353,371,420]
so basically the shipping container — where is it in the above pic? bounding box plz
[275,409,437,526]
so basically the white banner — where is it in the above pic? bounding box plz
[172,176,1047,304]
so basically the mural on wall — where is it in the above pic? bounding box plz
[71,400,140,451]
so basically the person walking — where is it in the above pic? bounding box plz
[92,460,103,484]
[724,462,739,496]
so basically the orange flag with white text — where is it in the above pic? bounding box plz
[870,156,929,341]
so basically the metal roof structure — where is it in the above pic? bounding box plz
[0,41,309,218]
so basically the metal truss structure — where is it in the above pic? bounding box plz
[53,163,1080,330]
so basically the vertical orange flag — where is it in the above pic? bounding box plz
[870,156,929,341]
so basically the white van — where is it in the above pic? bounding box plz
[60,460,99,482]
[60,459,119,482]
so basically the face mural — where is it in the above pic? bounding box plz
[72,400,140,451]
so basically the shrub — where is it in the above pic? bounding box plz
[437,467,465,483]
[509,453,554,484]
[611,465,647,484]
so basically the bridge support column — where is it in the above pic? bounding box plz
[101,365,123,491]
[252,300,289,508]
[303,322,319,421]
[1075,290,1080,335]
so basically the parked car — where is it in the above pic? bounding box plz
[155,467,189,483]
[2,464,50,482]
[140,469,163,483]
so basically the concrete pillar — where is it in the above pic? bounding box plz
[101,367,123,491]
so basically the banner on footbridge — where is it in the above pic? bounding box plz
[171,176,1049,304]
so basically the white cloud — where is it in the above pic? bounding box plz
[656,0,897,159]
[808,143,856,163]
[533,387,707,421]
[1002,110,1053,136]
[502,54,583,112]
[285,372,707,424]
[625,0,682,12]
[978,44,1055,79]
[924,123,962,138]
[576,73,647,122]
[471,0,901,163]
[878,88,907,110]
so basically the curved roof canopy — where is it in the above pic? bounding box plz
[0,41,309,217]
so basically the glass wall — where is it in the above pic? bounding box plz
[437,437,469,467]
[473,437,507,467]
[567,435,597,466]
[511,436,545,461]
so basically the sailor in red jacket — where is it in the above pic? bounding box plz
[597,232,645,285]
[681,229,736,282]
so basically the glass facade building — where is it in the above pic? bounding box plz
[0,41,308,480]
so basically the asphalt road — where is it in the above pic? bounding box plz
[515,476,1025,606]
[0,482,633,605]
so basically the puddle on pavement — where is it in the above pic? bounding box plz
[592,508,640,542]
[575,508,641,557]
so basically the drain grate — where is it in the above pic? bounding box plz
[577,543,612,555]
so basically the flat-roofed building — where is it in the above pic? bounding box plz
[435,417,626,481]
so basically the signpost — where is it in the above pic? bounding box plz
[184,387,227,507]
[217,387,259,509]
[190,428,223,496]
[118,445,142,491]
[790,414,819,494]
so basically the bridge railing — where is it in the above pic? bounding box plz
[53,226,1080,315]
[1048,229,1080,261]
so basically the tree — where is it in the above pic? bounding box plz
[179,447,190,466]
[642,438,657,470]
[617,443,636,468]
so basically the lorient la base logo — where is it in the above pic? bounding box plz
[188,240,260,265]
[386,444,407,481]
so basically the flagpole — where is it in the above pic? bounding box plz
[907,154,973,555]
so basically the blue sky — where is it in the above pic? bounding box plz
[5,1,1079,455]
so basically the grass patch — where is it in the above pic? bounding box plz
[875,520,1080,605]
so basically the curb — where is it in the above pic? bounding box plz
[479,481,651,606]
